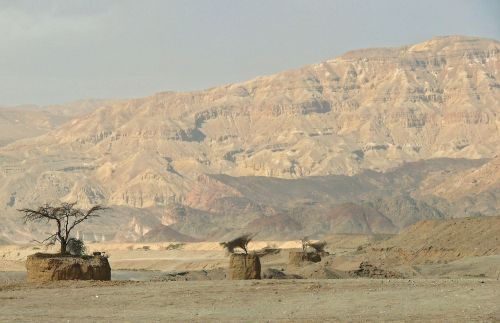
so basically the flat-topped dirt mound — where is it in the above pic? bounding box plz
[361,216,500,265]
[26,253,111,282]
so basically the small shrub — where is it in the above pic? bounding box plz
[67,238,86,256]
[164,243,185,250]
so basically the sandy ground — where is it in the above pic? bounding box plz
[2,238,499,280]
[1,236,499,322]
[0,279,498,322]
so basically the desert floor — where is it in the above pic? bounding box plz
[1,237,499,322]
[0,279,499,322]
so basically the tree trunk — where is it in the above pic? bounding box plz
[60,239,67,254]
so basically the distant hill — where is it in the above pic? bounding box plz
[361,216,500,265]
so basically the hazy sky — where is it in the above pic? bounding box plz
[1,0,499,106]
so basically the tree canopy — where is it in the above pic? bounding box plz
[18,202,107,254]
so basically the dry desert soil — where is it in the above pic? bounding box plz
[1,218,499,322]
[0,279,499,322]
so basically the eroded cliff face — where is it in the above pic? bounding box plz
[0,36,498,241]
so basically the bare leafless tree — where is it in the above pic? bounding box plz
[18,202,107,254]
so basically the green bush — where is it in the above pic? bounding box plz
[67,238,86,256]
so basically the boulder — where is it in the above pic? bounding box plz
[262,268,287,279]
[288,251,321,266]
[229,254,261,280]
[26,253,111,282]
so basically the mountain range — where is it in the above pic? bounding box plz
[0,35,498,243]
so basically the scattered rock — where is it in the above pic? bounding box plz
[262,268,287,279]
[229,254,261,280]
[26,253,111,282]
[288,251,321,266]
[152,268,226,282]
[262,268,303,279]
[349,261,403,278]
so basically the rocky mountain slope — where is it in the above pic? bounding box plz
[0,36,498,242]
[166,158,497,240]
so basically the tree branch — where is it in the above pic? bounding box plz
[31,233,58,245]
[67,205,108,235]
[18,202,109,253]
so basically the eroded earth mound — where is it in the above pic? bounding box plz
[229,254,261,280]
[26,253,111,282]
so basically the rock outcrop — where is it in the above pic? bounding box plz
[262,268,303,279]
[229,254,261,280]
[288,251,322,266]
[349,261,403,279]
[26,253,111,282]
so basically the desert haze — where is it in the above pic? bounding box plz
[0,34,499,322]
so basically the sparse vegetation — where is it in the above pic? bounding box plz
[163,243,185,250]
[308,241,327,253]
[18,202,108,254]
[67,238,86,256]
[220,233,256,255]
[301,236,327,253]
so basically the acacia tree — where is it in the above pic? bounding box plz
[220,233,256,255]
[18,202,107,254]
